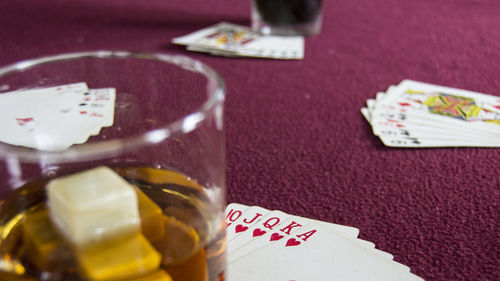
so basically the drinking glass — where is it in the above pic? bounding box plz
[251,0,324,36]
[0,51,226,281]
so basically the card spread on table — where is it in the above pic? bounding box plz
[362,80,500,148]
[225,203,423,281]
[172,22,304,60]
[0,83,116,151]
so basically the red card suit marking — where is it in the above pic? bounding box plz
[270,233,284,241]
[285,238,301,247]
[90,113,103,118]
[235,224,248,233]
[16,117,35,126]
[252,228,266,237]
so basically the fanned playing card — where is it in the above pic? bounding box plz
[172,22,304,60]
[361,80,500,147]
[225,203,422,280]
[0,84,116,151]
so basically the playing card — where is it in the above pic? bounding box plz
[382,80,500,114]
[0,83,88,149]
[0,83,88,99]
[375,81,500,131]
[370,104,499,138]
[224,203,413,277]
[363,80,500,147]
[228,214,360,263]
[0,84,116,150]
[73,88,116,144]
[228,210,401,264]
[370,103,500,138]
[362,107,500,147]
[228,210,292,258]
[226,206,269,241]
[0,83,88,122]
[227,223,423,281]
[225,203,250,227]
[182,22,257,52]
[173,22,304,60]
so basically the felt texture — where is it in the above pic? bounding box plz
[0,0,499,280]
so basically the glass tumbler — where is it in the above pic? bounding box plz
[0,51,226,281]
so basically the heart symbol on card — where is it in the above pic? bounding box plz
[285,238,301,247]
[16,117,35,126]
[252,228,266,237]
[235,224,248,233]
[270,233,284,241]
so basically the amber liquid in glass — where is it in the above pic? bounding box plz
[0,167,226,281]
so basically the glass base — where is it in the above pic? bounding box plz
[252,16,322,36]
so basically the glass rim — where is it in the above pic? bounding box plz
[0,50,226,163]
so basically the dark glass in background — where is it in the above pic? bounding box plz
[255,0,323,25]
[252,0,323,36]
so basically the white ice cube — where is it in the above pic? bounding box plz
[47,166,140,247]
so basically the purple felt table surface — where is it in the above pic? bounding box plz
[0,0,499,280]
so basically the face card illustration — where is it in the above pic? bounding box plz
[196,25,256,50]
[376,80,500,130]
[172,22,255,53]
[172,22,304,60]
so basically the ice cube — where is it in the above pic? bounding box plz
[77,234,161,281]
[47,166,140,247]
[22,208,74,269]
[128,270,172,281]
[134,186,165,243]
[153,216,199,266]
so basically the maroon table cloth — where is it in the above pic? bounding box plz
[0,0,499,280]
